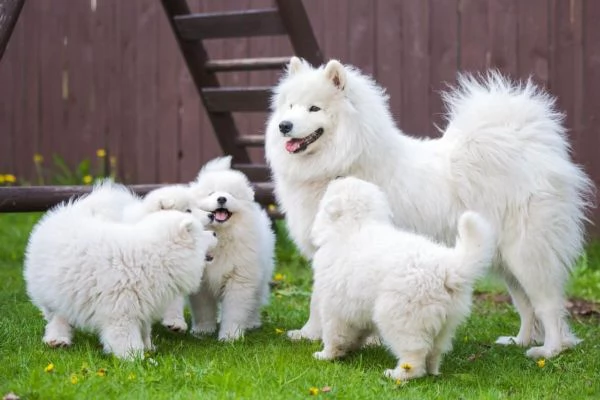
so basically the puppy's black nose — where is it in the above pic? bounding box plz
[279,120,293,135]
[212,231,217,237]
[217,196,227,205]
[208,213,215,222]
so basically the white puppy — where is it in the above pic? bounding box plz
[186,156,276,341]
[310,177,496,380]
[24,200,217,360]
[266,58,594,358]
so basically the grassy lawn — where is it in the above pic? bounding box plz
[1,212,599,399]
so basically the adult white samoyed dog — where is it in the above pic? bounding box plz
[310,177,495,380]
[265,57,594,359]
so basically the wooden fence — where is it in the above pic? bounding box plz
[0,0,598,224]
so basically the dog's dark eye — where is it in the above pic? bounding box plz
[185,209,192,213]
[309,105,321,112]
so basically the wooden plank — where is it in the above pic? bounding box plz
[13,0,39,183]
[0,182,276,212]
[274,0,323,65]
[0,0,25,60]
[157,0,182,183]
[232,163,271,182]
[487,0,518,76]
[375,0,403,129]
[516,0,549,86]
[401,0,430,135]
[347,0,375,75]
[174,8,285,40]
[429,0,459,133]
[322,0,348,63]
[201,87,271,112]
[548,0,584,151]
[235,134,265,147]
[581,0,600,232]
[119,0,139,182]
[205,56,290,72]
[135,0,159,183]
[458,0,489,72]
[160,0,251,164]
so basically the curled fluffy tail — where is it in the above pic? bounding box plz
[445,211,496,292]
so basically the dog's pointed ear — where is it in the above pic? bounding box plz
[287,56,308,75]
[324,60,346,90]
[196,155,232,181]
[159,198,175,210]
[179,217,194,235]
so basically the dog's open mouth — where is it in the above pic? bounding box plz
[213,208,232,223]
[285,128,324,154]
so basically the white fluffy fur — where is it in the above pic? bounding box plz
[24,200,217,360]
[311,177,495,380]
[181,156,276,341]
[265,57,595,359]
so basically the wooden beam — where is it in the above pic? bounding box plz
[159,0,251,163]
[175,9,285,40]
[205,56,290,73]
[232,163,271,181]
[0,0,25,60]
[274,0,323,66]
[0,183,276,213]
[235,135,265,147]
[201,87,271,112]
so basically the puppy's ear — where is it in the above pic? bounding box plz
[179,217,194,235]
[324,60,346,90]
[196,156,232,181]
[324,198,343,221]
[287,56,308,75]
[159,198,175,210]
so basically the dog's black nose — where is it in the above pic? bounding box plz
[212,231,217,237]
[217,196,227,205]
[208,212,215,222]
[279,120,293,135]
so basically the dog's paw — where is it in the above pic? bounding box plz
[363,335,382,347]
[313,351,336,361]
[495,335,529,347]
[525,345,561,360]
[287,329,321,341]
[162,318,188,333]
[190,323,217,337]
[218,325,244,342]
[384,367,425,381]
[43,336,72,348]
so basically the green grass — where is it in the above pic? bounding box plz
[1,213,599,399]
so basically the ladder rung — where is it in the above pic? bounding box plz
[201,87,271,112]
[236,135,265,147]
[174,9,286,40]
[205,56,291,73]
[232,163,271,182]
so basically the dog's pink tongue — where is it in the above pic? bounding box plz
[285,139,303,153]
[215,210,229,222]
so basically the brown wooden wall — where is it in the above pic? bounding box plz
[0,1,599,216]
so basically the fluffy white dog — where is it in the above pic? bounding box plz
[185,156,276,341]
[24,199,217,360]
[310,177,495,380]
[265,57,594,358]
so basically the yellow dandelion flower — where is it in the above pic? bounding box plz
[44,362,55,373]
[33,153,44,164]
[308,387,319,396]
[267,204,277,212]
[395,379,402,385]
[4,174,16,183]
[96,368,107,377]
[96,148,107,158]
[275,328,284,334]
[537,359,546,368]
[127,372,136,380]
[273,273,285,282]
[0,175,5,184]
[82,175,93,185]
[400,363,412,371]
[70,374,79,384]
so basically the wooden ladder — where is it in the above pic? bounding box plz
[159,0,323,187]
